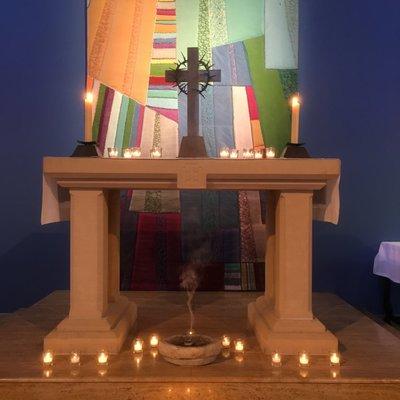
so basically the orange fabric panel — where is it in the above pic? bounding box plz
[88,0,157,104]
[250,120,265,148]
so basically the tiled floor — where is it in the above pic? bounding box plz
[0,291,400,399]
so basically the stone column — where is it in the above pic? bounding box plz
[44,189,137,354]
[248,191,337,355]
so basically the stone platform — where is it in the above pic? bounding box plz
[1,291,400,400]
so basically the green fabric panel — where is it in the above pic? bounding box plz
[278,69,298,99]
[198,0,212,63]
[122,100,135,149]
[244,36,291,152]
[150,63,176,76]
[148,89,178,99]
[115,95,129,149]
[176,0,199,57]
[225,0,264,43]
[92,84,106,141]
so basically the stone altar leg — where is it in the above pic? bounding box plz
[248,191,337,355]
[44,189,136,354]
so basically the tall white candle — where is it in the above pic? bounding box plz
[290,94,300,144]
[84,91,93,142]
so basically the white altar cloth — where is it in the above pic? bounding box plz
[373,242,400,284]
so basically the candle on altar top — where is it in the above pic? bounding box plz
[271,351,282,367]
[266,147,276,159]
[290,94,301,144]
[150,334,159,348]
[222,335,231,348]
[299,351,310,367]
[330,352,340,366]
[132,147,142,158]
[150,146,162,158]
[254,149,263,159]
[84,91,93,142]
[219,147,230,158]
[242,149,254,159]
[97,350,109,365]
[70,351,81,366]
[42,350,54,366]
[234,339,244,353]
[133,338,143,353]
[108,147,118,158]
[229,149,239,159]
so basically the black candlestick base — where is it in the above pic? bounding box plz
[71,140,102,157]
[281,142,310,158]
[178,136,208,158]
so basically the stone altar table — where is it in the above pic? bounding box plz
[42,157,340,355]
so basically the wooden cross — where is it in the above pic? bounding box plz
[165,47,221,138]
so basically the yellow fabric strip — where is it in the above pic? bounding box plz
[155,24,177,33]
[88,0,157,104]
[156,15,176,21]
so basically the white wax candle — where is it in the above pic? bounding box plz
[219,148,230,158]
[108,147,118,158]
[235,339,244,353]
[97,350,108,365]
[84,91,93,142]
[242,149,254,159]
[254,149,263,159]
[70,351,80,365]
[132,148,142,158]
[266,147,276,159]
[123,148,133,159]
[330,352,340,366]
[42,351,54,365]
[133,338,143,353]
[290,94,300,144]
[150,335,159,348]
[229,149,239,159]
[299,351,309,366]
[222,335,231,348]
[271,352,282,366]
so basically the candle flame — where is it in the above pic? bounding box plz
[291,95,300,107]
[85,92,94,103]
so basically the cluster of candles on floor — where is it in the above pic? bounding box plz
[106,147,277,159]
[42,334,341,377]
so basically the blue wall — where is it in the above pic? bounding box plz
[0,1,399,313]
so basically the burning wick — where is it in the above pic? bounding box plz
[42,350,54,366]
[299,351,310,367]
[271,351,282,367]
[222,335,231,348]
[330,352,340,366]
[235,339,244,353]
[70,351,80,366]
[97,350,109,365]
[150,334,159,348]
[133,338,143,353]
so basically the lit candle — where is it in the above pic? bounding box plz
[133,338,143,353]
[299,351,309,367]
[266,147,276,159]
[70,351,80,366]
[271,351,282,367]
[229,149,239,159]
[108,147,118,158]
[84,91,93,142]
[123,148,133,159]
[290,94,300,144]
[222,335,231,348]
[97,350,108,365]
[219,147,230,158]
[150,334,159,348]
[234,339,244,353]
[330,352,340,366]
[132,147,142,158]
[150,146,162,158]
[242,149,254,159]
[42,350,54,366]
[254,149,263,159]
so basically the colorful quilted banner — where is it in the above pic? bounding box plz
[87,0,298,292]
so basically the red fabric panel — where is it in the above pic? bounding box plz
[245,86,259,120]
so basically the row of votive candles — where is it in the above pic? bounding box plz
[219,147,276,159]
[42,334,341,368]
[108,147,162,159]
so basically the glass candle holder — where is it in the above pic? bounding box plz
[254,149,264,159]
[150,334,159,348]
[265,147,276,159]
[108,147,119,158]
[133,338,144,353]
[329,352,340,366]
[234,339,245,353]
[132,147,142,158]
[150,146,162,158]
[123,148,133,159]
[97,350,109,366]
[229,149,239,159]
[299,351,310,367]
[221,335,231,349]
[42,350,54,366]
[219,147,230,158]
[271,351,282,367]
[70,351,81,366]
[242,149,254,159]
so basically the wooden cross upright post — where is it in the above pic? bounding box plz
[165,47,221,157]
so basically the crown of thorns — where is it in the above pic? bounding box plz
[169,53,215,97]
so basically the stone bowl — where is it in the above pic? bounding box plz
[159,334,221,366]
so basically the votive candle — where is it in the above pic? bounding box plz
[266,147,276,159]
[229,149,239,159]
[234,339,244,353]
[42,350,54,366]
[219,147,230,158]
[150,334,159,348]
[271,351,282,367]
[133,338,143,353]
[150,146,162,158]
[123,148,133,159]
[330,352,340,366]
[299,351,310,367]
[97,350,109,365]
[222,335,231,348]
[70,351,80,366]
[108,147,118,158]
[242,149,254,159]
[132,147,142,158]
[254,149,263,159]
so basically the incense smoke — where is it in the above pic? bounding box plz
[180,265,199,333]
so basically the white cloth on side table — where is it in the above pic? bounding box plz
[373,242,400,284]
